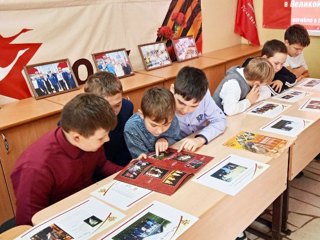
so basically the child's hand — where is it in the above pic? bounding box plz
[246,84,260,104]
[136,153,147,160]
[155,138,169,156]
[178,137,206,152]
[270,80,283,93]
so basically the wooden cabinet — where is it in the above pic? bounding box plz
[202,44,262,70]
[0,99,62,225]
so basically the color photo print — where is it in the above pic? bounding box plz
[260,115,314,137]
[92,48,134,78]
[272,89,307,103]
[24,59,78,99]
[172,35,199,62]
[246,101,290,118]
[99,201,198,240]
[299,98,320,112]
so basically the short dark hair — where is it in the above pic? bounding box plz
[84,72,123,97]
[261,39,287,58]
[174,66,208,102]
[61,93,117,137]
[141,87,175,124]
[284,24,310,47]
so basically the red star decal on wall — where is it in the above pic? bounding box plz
[0,29,42,99]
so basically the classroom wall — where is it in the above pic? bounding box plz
[202,0,240,53]
[254,0,320,78]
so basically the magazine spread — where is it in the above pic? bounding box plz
[223,131,288,156]
[114,148,213,195]
[16,198,125,240]
[91,180,152,210]
[99,201,198,240]
[194,154,269,196]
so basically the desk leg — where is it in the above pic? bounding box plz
[281,187,291,235]
[271,194,283,240]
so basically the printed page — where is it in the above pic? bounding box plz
[272,89,308,103]
[193,154,269,196]
[260,115,314,137]
[91,180,152,210]
[246,101,290,118]
[299,97,320,113]
[298,78,320,90]
[223,131,287,156]
[99,201,198,240]
[16,198,125,240]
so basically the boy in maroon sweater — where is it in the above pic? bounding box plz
[11,93,123,225]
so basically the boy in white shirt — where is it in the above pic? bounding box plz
[212,58,274,116]
[284,24,310,81]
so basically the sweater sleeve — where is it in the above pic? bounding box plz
[124,130,150,159]
[11,167,54,225]
[220,80,251,116]
[195,92,226,142]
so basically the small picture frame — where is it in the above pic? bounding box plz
[172,35,199,62]
[92,48,134,78]
[138,41,172,71]
[24,59,79,99]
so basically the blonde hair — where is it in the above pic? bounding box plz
[244,57,275,84]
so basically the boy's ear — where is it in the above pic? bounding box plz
[69,131,81,142]
[170,84,175,94]
[137,109,144,119]
[284,40,289,46]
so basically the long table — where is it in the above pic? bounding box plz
[32,108,292,239]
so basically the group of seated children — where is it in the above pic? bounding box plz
[11,25,310,234]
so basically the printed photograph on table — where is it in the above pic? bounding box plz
[99,201,198,240]
[260,115,314,137]
[246,101,290,118]
[24,59,78,99]
[272,89,308,103]
[194,154,269,196]
[298,78,320,90]
[172,35,199,62]
[92,48,134,78]
[299,98,320,112]
[138,41,172,71]
[224,131,287,156]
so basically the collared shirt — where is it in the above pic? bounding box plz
[124,113,180,158]
[11,127,122,225]
[177,90,226,143]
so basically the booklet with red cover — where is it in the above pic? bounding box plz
[114,148,213,195]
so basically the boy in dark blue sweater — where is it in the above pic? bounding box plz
[85,72,133,166]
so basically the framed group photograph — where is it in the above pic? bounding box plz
[138,41,172,71]
[24,59,78,99]
[92,48,134,78]
[172,35,199,62]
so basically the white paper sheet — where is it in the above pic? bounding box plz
[16,197,125,240]
[260,115,314,137]
[193,154,269,196]
[299,98,320,113]
[246,101,290,118]
[298,78,320,90]
[272,89,308,103]
[99,201,198,240]
[91,180,152,210]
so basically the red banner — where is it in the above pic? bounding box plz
[263,0,292,29]
[234,0,260,46]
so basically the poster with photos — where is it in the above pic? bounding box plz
[298,78,320,90]
[260,115,314,137]
[172,35,199,62]
[99,201,198,240]
[223,131,287,156]
[272,89,308,103]
[16,198,125,240]
[193,154,269,196]
[246,101,290,118]
[299,98,320,113]
[114,148,213,195]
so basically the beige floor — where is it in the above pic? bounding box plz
[246,159,320,240]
